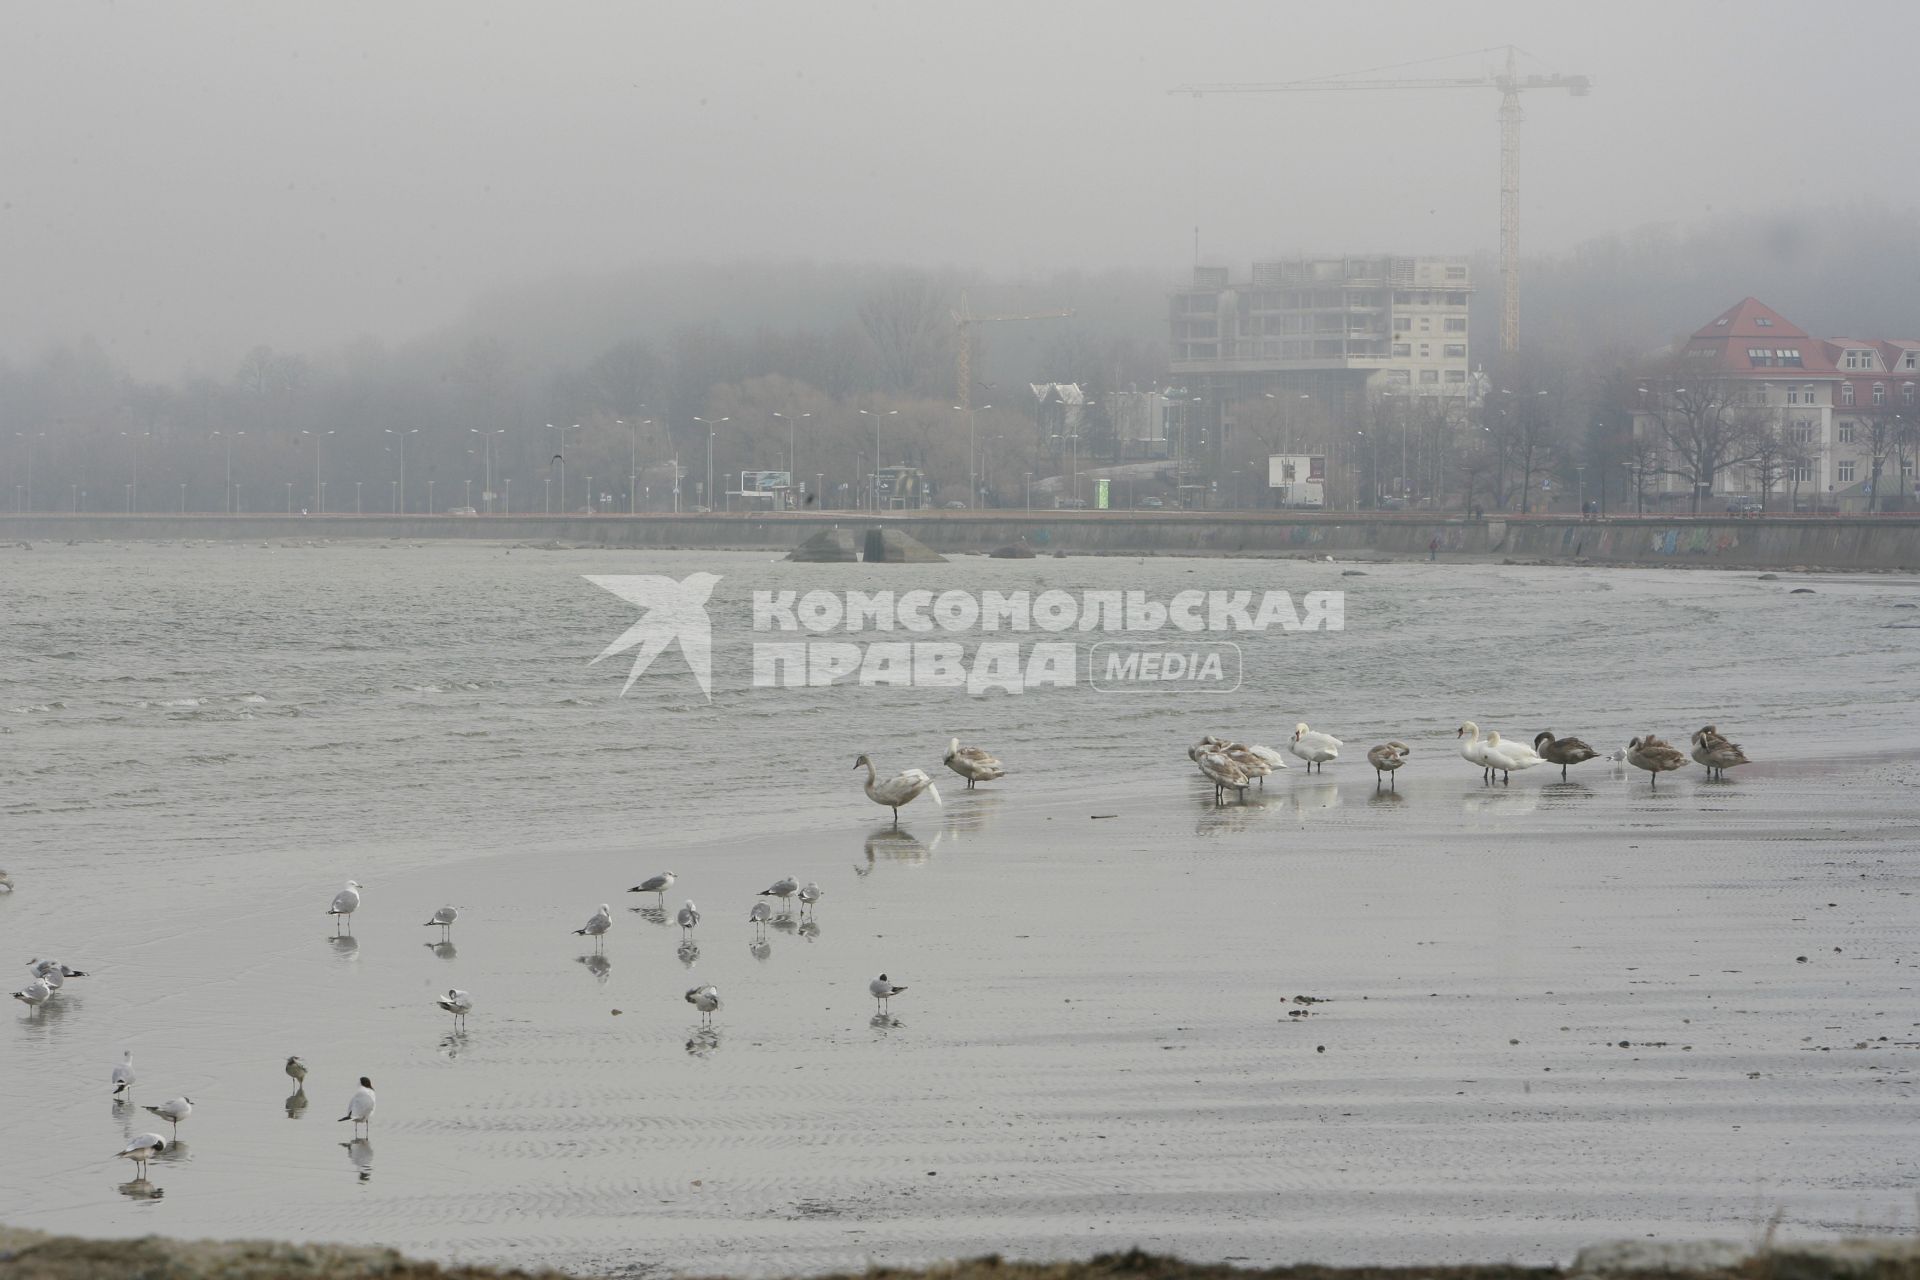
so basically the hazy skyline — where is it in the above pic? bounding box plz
[6,0,1917,376]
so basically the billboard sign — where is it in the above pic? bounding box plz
[1267,454,1326,506]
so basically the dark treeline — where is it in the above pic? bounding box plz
[3,205,1913,514]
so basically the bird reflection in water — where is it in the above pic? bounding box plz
[341,1138,373,1182]
[576,953,613,982]
[864,827,935,865]
[1461,786,1539,816]
[117,1177,163,1200]
[870,1011,904,1034]
[797,919,820,941]
[1367,786,1407,808]
[285,1090,309,1119]
[423,940,457,961]
[749,938,772,962]
[677,939,700,968]
[440,1031,468,1059]
[942,789,1001,835]
[628,905,668,927]
[685,1026,721,1058]
[329,934,360,959]
[1538,782,1594,807]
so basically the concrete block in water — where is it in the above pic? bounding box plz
[862,527,945,563]
[786,527,859,562]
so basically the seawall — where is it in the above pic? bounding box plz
[4,512,1919,571]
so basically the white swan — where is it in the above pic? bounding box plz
[1288,723,1341,772]
[854,754,942,825]
[942,738,1006,789]
[1481,730,1544,784]
[1457,721,1495,781]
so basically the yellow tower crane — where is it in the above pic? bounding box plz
[953,288,1074,410]
[1172,45,1591,356]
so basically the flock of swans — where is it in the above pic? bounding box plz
[1185,722,1751,803]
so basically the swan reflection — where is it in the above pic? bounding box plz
[865,827,936,864]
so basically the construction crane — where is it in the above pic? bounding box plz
[953,288,1074,409]
[1172,46,1590,356]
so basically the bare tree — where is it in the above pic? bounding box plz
[856,270,956,398]
[1637,363,1760,512]
[1739,410,1790,510]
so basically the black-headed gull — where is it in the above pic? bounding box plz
[117,1132,167,1178]
[143,1096,192,1137]
[869,973,908,1011]
[339,1076,376,1134]
[111,1050,135,1102]
[436,988,473,1030]
[685,984,720,1024]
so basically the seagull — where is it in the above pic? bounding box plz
[685,984,720,1024]
[942,738,1006,789]
[421,905,459,938]
[285,1056,307,1091]
[853,754,942,825]
[758,878,799,912]
[436,988,473,1030]
[28,958,87,987]
[11,976,53,1014]
[797,881,823,915]
[627,871,677,903]
[328,880,363,932]
[869,973,908,1012]
[116,1132,167,1179]
[339,1076,376,1136]
[143,1096,193,1138]
[0,870,11,892]
[111,1050,136,1102]
[574,904,613,945]
[676,901,701,936]
[748,901,772,936]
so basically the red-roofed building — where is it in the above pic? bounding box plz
[1635,299,1920,510]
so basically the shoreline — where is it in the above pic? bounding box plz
[2,1230,1916,1280]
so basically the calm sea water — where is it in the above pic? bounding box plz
[3,541,1918,1273]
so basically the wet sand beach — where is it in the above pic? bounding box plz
[3,545,1917,1275]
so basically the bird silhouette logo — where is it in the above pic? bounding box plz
[584,573,722,700]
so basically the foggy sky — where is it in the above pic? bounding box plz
[6,0,1917,377]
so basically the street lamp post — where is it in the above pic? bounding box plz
[120,430,148,512]
[14,431,44,512]
[772,412,810,509]
[858,409,898,510]
[301,428,334,513]
[384,427,416,513]
[428,479,435,514]
[693,417,729,512]
[285,481,293,514]
[954,403,990,507]
[179,482,186,513]
[504,477,511,514]
[618,417,651,515]
[213,430,245,514]
[355,481,362,514]
[545,423,578,514]
[471,427,504,514]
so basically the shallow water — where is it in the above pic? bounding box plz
[2,542,1917,1273]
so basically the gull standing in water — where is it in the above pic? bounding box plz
[797,882,823,915]
[853,754,941,826]
[685,984,720,1024]
[436,988,473,1030]
[29,958,87,989]
[328,881,363,933]
[339,1077,376,1136]
[869,973,908,1012]
[117,1133,167,1178]
[758,878,798,913]
[111,1051,136,1102]
[676,901,701,937]
[0,870,12,892]
[11,976,53,1014]
[748,901,773,937]
[627,871,676,903]
[574,904,613,946]
[143,1096,192,1138]
[285,1056,308,1092]
[422,906,459,939]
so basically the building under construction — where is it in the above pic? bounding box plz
[1168,255,1476,460]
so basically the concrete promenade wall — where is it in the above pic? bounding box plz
[4,512,1920,570]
